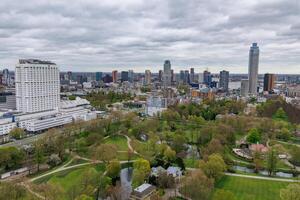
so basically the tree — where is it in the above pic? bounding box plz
[94,144,117,163]
[213,189,236,200]
[106,160,121,179]
[47,154,62,167]
[75,194,93,200]
[132,158,151,187]
[276,128,291,141]
[180,170,214,200]
[280,184,300,200]
[273,107,288,121]
[266,148,278,176]
[157,171,175,189]
[172,134,187,153]
[9,128,25,140]
[163,147,176,162]
[0,182,27,200]
[199,153,226,181]
[37,183,64,200]
[290,146,300,166]
[253,151,263,173]
[34,143,46,172]
[246,128,261,144]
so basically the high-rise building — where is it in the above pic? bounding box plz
[145,70,151,85]
[96,72,103,82]
[121,71,129,82]
[203,70,212,86]
[198,73,203,83]
[128,70,134,83]
[163,60,172,87]
[158,70,163,82]
[180,70,185,82]
[241,79,249,97]
[67,71,72,81]
[190,68,195,83]
[15,59,60,113]
[219,70,229,92]
[112,70,118,83]
[248,43,259,95]
[2,69,11,86]
[171,69,175,83]
[263,73,276,92]
[184,70,190,84]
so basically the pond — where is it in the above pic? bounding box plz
[233,165,294,178]
[120,167,133,200]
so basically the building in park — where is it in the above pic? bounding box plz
[112,70,118,83]
[0,59,97,137]
[248,43,260,95]
[130,183,157,200]
[263,73,276,92]
[163,60,172,88]
[144,70,151,85]
[219,70,229,92]
[15,59,60,113]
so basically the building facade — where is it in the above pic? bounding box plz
[15,59,60,113]
[241,79,249,96]
[144,70,151,85]
[219,70,229,92]
[248,43,259,95]
[163,60,172,88]
[263,73,275,92]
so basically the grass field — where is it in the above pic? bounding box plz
[215,175,289,200]
[104,135,128,151]
[33,165,105,200]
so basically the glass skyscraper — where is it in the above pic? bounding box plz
[248,43,259,95]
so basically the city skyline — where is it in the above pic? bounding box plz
[0,0,299,73]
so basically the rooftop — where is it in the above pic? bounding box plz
[19,59,56,65]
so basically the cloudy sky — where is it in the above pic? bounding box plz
[0,0,299,73]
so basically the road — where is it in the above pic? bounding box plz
[0,133,47,148]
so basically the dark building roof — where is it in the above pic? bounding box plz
[19,59,56,65]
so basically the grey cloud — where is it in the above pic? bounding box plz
[0,0,299,73]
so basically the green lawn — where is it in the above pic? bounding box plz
[104,135,128,151]
[214,175,289,200]
[34,165,105,200]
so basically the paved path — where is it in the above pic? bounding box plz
[225,172,300,182]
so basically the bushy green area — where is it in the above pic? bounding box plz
[214,176,289,200]
[35,165,105,200]
[104,135,128,151]
[85,91,133,110]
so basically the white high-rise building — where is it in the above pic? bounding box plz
[248,43,259,95]
[15,59,60,113]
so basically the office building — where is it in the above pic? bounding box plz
[158,70,163,82]
[263,73,276,92]
[184,70,190,84]
[66,71,72,80]
[198,73,203,83]
[0,92,16,110]
[248,43,260,95]
[190,68,195,83]
[145,70,151,85]
[171,69,175,82]
[241,79,249,96]
[219,70,229,92]
[163,60,172,87]
[128,70,134,83]
[112,70,118,83]
[121,71,129,82]
[15,59,60,113]
[95,72,102,81]
[203,70,212,86]
[179,70,185,83]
